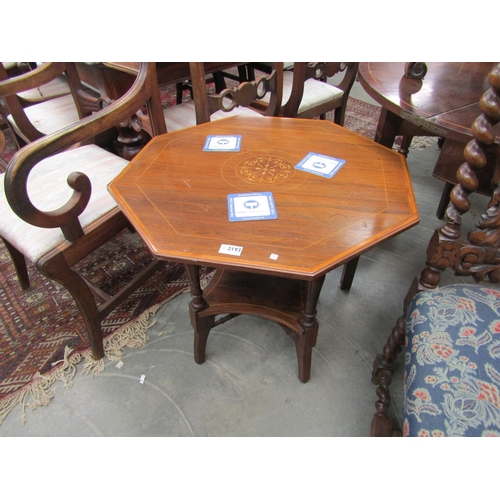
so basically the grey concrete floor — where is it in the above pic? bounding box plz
[0,82,482,438]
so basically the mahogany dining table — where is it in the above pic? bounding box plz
[358,62,500,217]
[76,62,245,100]
[108,115,419,383]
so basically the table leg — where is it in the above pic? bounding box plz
[340,257,359,290]
[295,275,326,383]
[185,267,326,382]
[185,264,215,364]
[375,108,402,149]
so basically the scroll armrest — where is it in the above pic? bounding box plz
[4,62,165,241]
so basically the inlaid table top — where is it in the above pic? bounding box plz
[108,116,419,280]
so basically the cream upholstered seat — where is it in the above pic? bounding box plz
[1,63,76,144]
[258,69,342,112]
[285,72,344,114]
[163,99,266,131]
[16,74,71,104]
[0,62,167,361]
[0,145,127,263]
[0,62,98,146]
[7,93,80,143]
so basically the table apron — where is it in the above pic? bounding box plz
[400,110,449,137]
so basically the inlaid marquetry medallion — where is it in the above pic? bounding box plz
[221,150,305,192]
[236,156,293,184]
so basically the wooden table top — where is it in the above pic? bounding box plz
[358,62,500,142]
[108,116,419,280]
[76,63,245,100]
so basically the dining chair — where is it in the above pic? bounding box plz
[0,62,167,361]
[254,62,359,124]
[1,62,72,105]
[138,62,283,135]
[0,62,98,146]
[370,63,500,437]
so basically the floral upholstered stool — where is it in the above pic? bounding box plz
[404,284,500,437]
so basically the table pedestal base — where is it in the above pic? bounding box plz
[185,265,325,383]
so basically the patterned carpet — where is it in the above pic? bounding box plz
[0,230,210,423]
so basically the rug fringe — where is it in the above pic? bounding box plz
[0,290,187,427]
[0,346,82,426]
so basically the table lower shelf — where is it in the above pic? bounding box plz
[185,266,325,383]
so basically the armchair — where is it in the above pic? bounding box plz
[0,62,167,361]
[370,63,500,436]
[0,62,99,145]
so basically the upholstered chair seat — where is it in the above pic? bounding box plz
[0,145,127,263]
[163,98,268,132]
[403,284,500,437]
[7,93,80,143]
[259,70,344,115]
[16,75,71,104]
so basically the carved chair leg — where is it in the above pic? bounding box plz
[37,251,104,360]
[370,313,406,437]
[333,105,347,126]
[436,182,453,220]
[2,237,30,290]
[371,369,395,436]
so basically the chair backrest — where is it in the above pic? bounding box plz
[188,62,283,125]
[282,62,358,118]
[0,62,100,143]
[3,62,167,241]
[414,63,500,292]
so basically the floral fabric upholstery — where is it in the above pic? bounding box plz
[404,284,500,437]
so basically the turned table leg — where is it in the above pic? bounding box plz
[295,276,325,383]
[185,264,215,364]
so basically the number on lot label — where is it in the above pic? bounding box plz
[219,244,243,256]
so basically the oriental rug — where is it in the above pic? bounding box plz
[0,232,212,424]
[0,85,434,425]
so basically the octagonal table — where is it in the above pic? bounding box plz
[108,116,419,382]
